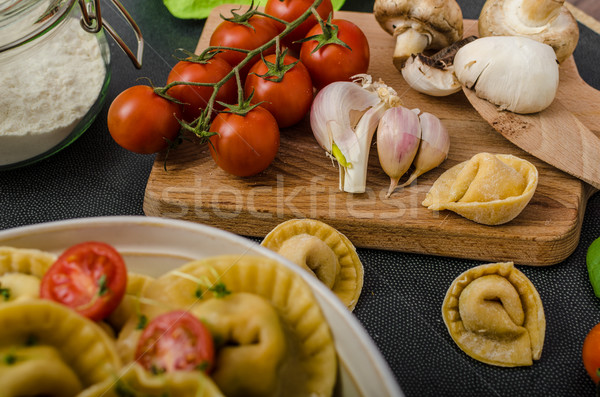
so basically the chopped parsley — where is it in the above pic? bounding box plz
[0,287,10,301]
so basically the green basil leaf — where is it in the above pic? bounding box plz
[163,0,346,20]
[586,237,600,298]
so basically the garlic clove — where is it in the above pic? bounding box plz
[401,112,450,187]
[377,106,422,198]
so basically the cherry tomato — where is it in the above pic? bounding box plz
[40,241,127,322]
[209,15,279,80]
[209,106,280,177]
[264,0,334,54]
[136,311,215,374]
[167,57,237,122]
[244,54,313,128]
[300,18,370,89]
[583,322,600,384]
[107,85,182,154]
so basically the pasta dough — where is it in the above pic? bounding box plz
[0,345,83,396]
[193,293,287,396]
[262,218,364,311]
[442,262,545,367]
[422,153,538,225]
[0,273,41,302]
[78,363,224,397]
[0,246,56,277]
[0,246,56,303]
[0,300,122,392]
[140,255,337,397]
[107,271,154,332]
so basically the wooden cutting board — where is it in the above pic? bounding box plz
[143,6,600,266]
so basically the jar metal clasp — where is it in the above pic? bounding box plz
[78,0,143,68]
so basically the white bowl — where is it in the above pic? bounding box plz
[0,216,403,397]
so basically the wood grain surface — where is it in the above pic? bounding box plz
[143,7,600,266]
[463,88,600,190]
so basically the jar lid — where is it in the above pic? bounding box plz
[0,0,76,52]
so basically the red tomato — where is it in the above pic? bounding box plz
[209,15,279,79]
[136,311,215,374]
[40,241,127,322]
[209,106,280,177]
[167,57,237,122]
[244,54,313,128]
[107,85,182,154]
[264,0,334,54]
[583,322,600,384]
[300,18,370,89]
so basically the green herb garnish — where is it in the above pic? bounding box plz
[97,274,109,296]
[0,287,10,301]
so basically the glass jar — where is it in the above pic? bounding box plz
[0,0,143,170]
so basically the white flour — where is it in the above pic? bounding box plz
[0,17,106,166]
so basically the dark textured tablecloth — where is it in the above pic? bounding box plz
[1,0,599,395]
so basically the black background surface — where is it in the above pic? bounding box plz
[1,0,599,395]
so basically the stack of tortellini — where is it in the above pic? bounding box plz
[0,247,338,397]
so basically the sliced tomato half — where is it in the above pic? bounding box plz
[40,241,127,321]
[135,310,215,374]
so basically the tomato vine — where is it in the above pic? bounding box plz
[160,0,325,140]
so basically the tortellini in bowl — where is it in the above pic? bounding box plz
[0,246,339,397]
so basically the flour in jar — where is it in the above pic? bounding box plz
[0,18,106,166]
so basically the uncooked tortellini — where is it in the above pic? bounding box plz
[262,218,364,311]
[422,153,538,225]
[442,262,545,367]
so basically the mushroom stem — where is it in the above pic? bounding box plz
[392,28,430,70]
[519,0,564,26]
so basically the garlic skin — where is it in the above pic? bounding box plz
[401,112,450,187]
[453,36,559,114]
[401,54,461,97]
[310,74,401,193]
[377,106,422,198]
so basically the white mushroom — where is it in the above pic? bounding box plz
[453,36,559,114]
[401,36,476,97]
[478,0,579,63]
[373,0,464,70]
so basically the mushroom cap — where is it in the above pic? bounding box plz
[478,0,579,63]
[373,0,464,49]
[454,36,559,114]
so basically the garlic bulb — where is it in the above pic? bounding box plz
[400,112,450,187]
[377,106,422,198]
[310,74,401,193]
[453,36,559,114]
